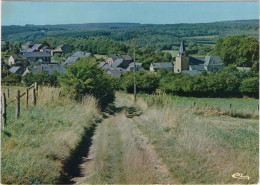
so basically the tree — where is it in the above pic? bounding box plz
[121,71,159,94]
[239,77,259,98]
[214,35,259,67]
[59,58,115,108]
[163,52,172,62]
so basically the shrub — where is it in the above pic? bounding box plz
[121,71,160,94]
[59,58,115,108]
[240,77,259,98]
[22,72,60,87]
[2,73,21,85]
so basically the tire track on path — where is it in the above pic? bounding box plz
[75,112,178,184]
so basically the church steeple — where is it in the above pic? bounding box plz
[178,40,186,57]
[174,40,189,73]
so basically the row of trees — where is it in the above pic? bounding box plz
[113,65,258,98]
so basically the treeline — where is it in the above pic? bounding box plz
[116,66,259,98]
[2,20,258,51]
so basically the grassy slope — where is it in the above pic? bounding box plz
[1,86,101,184]
[117,92,259,184]
[142,94,259,117]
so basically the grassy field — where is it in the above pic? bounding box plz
[126,93,258,183]
[141,94,259,118]
[1,87,258,184]
[1,86,101,184]
[183,35,219,39]
[162,50,179,57]
[79,92,258,184]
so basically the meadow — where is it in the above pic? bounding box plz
[77,92,258,184]
[1,86,258,184]
[1,86,102,184]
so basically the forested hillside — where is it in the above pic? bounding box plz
[2,20,259,50]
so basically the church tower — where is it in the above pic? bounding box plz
[174,41,189,73]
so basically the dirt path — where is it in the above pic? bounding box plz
[75,112,177,184]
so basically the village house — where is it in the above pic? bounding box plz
[51,44,72,56]
[63,51,93,65]
[40,46,52,53]
[9,66,25,75]
[23,63,66,76]
[106,54,132,67]
[8,54,29,67]
[150,62,174,72]
[21,41,35,50]
[98,61,125,77]
[174,41,224,74]
[106,68,123,77]
[23,52,51,64]
[21,41,51,53]
[126,62,144,72]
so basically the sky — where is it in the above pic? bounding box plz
[1,1,259,26]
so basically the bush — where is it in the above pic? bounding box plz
[240,77,259,98]
[2,73,21,85]
[22,72,60,87]
[159,69,257,98]
[59,58,115,108]
[121,71,160,94]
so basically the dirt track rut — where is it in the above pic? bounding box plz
[75,112,177,184]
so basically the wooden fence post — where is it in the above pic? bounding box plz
[16,90,20,118]
[33,88,36,105]
[193,101,196,107]
[26,88,29,108]
[2,93,7,128]
[6,88,9,98]
[229,104,232,116]
[34,82,38,97]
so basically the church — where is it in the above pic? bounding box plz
[174,41,224,75]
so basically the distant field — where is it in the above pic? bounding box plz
[162,50,178,57]
[183,35,219,39]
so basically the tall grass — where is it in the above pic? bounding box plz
[143,93,259,119]
[1,86,101,184]
[117,92,259,184]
